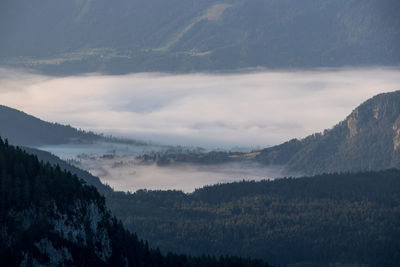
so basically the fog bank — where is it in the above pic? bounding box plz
[74,155,288,192]
[1,67,399,148]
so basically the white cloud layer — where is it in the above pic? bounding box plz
[1,67,399,148]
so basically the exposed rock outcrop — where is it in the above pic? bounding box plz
[257,90,400,174]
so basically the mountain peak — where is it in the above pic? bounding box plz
[257,90,400,175]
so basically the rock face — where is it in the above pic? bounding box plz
[0,141,123,266]
[393,116,400,151]
[256,90,400,175]
[7,202,112,266]
[347,109,359,138]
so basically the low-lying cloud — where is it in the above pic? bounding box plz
[77,155,289,192]
[1,67,399,148]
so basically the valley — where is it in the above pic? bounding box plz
[1,0,400,265]
[30,91,400,266]
[1,75,400,266]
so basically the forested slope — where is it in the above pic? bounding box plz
[0,138,270,266]
[107,170,400,266]
[0,105,99,146]
[1,0,399,74]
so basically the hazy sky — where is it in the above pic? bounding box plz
[1,67,399,148]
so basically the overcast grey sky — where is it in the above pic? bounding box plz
[1,67,399,148]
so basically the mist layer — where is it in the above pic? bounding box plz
[1,67,399,148]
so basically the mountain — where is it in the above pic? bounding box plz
[22,146,113,194]
[144,90,400,175]
[107,170,400,266]
[0,138,270,266]
[1,99,398,265]
[17,139,400,266]
[0,105,134,193]
[1,0,399,75]
[0,105,99,146]
[0,105,147,147]
[255,90,400,174]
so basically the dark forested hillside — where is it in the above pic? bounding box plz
[107,170,400,267]
[0,105,147,147]
[1,0,399,74]
[0,105,99,146]
[256,90,400,174]
[22,146,113,194]
[0,138,270,266]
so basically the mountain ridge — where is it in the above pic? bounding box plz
[0,105,147,147]
[1,0,399,75]
[0,105,99,146]
[2,90,400,178]
[142,90,400,175]
[256,90,400,174]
